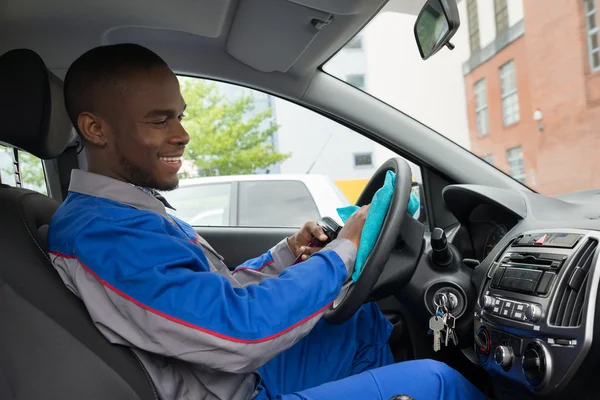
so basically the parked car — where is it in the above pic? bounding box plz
[161,174,350,227]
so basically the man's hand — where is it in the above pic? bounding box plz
[338,205,370,250]
[287,221,329,260]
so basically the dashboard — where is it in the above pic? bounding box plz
[439,184,600,399]
[463,203,519,262]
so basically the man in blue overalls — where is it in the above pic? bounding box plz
[48,44,485,400]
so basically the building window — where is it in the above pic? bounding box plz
[481,154,494,165]
[467,0,481,53]
[506,146,525,183]
[474,79,489,136]
[346,74,365,90]
[345,35,363,50]
[500,60,520,126]
[494,0,509,33]
[585,0,600,72]
[354,153,373,167]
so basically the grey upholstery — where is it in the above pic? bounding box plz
[0,49,157,399]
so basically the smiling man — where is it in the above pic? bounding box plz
[47,44,485,400]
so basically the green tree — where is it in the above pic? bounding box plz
[180,78,290,176]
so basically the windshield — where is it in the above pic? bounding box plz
[324,0,593,196]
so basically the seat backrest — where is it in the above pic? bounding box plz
[0,49,157,400]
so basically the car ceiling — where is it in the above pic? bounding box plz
[0,0,414,99]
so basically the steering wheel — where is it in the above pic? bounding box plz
[323,157,414,324]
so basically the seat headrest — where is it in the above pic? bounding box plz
[0,49,73,159]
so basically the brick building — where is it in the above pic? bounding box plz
[464,0,600,195]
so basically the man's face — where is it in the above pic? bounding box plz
[102,65,189,191]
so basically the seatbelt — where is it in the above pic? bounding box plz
[55,146,79,200]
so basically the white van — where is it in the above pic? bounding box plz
[161,174,350,227]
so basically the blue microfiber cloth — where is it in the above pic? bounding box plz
[337,171,420,282]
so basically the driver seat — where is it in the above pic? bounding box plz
[0,49,157,399]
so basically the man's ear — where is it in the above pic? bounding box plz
[77,112,108,147]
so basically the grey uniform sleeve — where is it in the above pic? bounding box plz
[232,238,356,286]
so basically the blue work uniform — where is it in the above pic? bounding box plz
[47,169,485,400]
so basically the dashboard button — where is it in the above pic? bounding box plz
[526,304,543,323]
[511,308,527,322]
[536,272,556,295]
[494,298,503,307]
[515,303,526,312]
[492,306,501,315]
[500,308,511,318]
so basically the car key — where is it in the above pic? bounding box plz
[292,217,341,265]
[443,314,450,347]
[429,315,444,352]
[443,312,457,347]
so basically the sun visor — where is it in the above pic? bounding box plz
[227,0,357,73]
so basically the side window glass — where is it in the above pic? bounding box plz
[238,181,320,227]
[174,76,426,228]
[0,146,48,195]
[0,146,14,185]
[163,183,232,226]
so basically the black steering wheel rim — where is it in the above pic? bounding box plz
[323,157,413,324]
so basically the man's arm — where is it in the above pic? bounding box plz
[49,213,355,374]
[231,221,330,286]
[229,238,295,285]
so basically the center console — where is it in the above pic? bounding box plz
[474,229,600,397]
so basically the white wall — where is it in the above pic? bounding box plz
[277,42,379,180]
[276,93,378,180]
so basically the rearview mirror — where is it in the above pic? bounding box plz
[414,0,460,60]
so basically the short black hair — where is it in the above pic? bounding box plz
[63,43,168,134]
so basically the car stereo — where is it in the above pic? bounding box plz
[489,251,568,296]
[474,229,600,397]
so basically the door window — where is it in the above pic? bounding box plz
[0,146,48,195]
[173,76,425,228]
[238,180,320,227]
[162,183,232,226]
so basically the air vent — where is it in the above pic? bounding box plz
[549,239,598,327]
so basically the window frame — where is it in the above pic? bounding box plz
[585,0,600,72]
[474,78,489,137]
[467,0,481,54]
[506,146,525,184]
[494,0,509,34]
[499,60,520,126]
